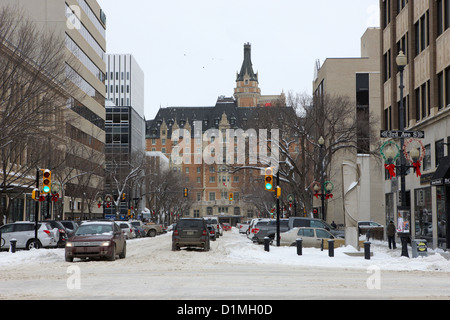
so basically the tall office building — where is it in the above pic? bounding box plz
[312,28,384,228]
[105,54,146,218]
[2,0,107,219]
[380,0,450,249]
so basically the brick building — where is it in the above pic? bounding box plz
[146,43,286,223]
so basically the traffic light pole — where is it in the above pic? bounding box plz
[34,169,39,249]
[276,170,280,247]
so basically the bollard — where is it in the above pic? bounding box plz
[328,239,334,257]
[10,239,17,253]
[364,241,371,260]
[296,238,303,256]
[264,237,270,252]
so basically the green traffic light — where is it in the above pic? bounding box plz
[265,183,272,190]
[43,186,50,193]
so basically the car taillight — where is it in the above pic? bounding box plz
[252,228,259,234]
[202,230,207,236]
[174,230,179,236]
[43,230,51,236]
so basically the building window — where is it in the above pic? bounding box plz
[423,144,431,171]
[436,139,445,167]
[415,11,429,57]
[209,192,215,201]
[383,50,391,82]
[437,0,450,36]
[193,210,200,218]
[383,0,391,29]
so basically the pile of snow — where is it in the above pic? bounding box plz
[221,229,450,272]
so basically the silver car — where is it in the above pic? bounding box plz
[280,227,335,247]
[114,221,136,239]
[0,222,58,250]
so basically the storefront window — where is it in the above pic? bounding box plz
[414,187,432,240]
[436,186,447,248]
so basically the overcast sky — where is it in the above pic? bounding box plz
[97,0,380,120]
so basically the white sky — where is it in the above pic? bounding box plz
[97,0,380,120]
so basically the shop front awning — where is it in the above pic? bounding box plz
[431,156,450,186]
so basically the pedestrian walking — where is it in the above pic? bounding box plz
[387,220,396,249]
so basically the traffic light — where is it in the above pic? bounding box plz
[264,167,273,191]
[229,193,233,201]
[42,169,51,194]
[276,186,281,199]
[32,188,40,201]
[183,188,189,198]
[122,193,126,200]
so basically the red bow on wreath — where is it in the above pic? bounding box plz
[325,194,333,200]
[384,164,396,179]
[413,162,422,177]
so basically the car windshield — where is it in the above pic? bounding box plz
[75,224,113,236]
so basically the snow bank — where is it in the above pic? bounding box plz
[223,229,450,272]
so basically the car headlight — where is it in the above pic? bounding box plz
[66,242,73,247]
[101,241,111,247]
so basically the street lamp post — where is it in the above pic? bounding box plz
[396,51,410,257]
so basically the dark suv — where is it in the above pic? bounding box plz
[172,218,210,251]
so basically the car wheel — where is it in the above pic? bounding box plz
[119,243,126,259]
[65,253,74,262]
[172,242,178,251]
[148,229,156,237]
[26,239,41,250]
[107,245,116,261]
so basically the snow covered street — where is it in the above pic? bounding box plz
[1,228,449,300]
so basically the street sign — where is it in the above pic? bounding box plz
[380,130,425,139]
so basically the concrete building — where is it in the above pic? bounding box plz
[380,0,450,249]
[312,28,384,231]
[1,0,107,220]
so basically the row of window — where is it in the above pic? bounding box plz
[383,66,450,130]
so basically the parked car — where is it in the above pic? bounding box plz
[237,220,251,234]
[288,217,345,238]
[248,219,270,240]
[60,220,79,238]
[0,222,58,250]
[252,219,289,244]
[65,221,126,262]
[222,223,231,231]
[172,218,210,251]
[358,221,384,229]
[280,227,335,247]
[115,221,136,239]
[207,225,216,241]
[129,221,146,238]
[204,216,221,238]
[41,220,69,248]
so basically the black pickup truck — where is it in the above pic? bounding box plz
[252,219,290,244]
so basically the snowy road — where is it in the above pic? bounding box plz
[0,228,449,300]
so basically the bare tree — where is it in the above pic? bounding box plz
[0,5,82,224]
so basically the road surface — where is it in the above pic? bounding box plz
[0,229,449,300]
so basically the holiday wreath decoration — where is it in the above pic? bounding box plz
[380,141,400,180]
[403,138,426,177]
